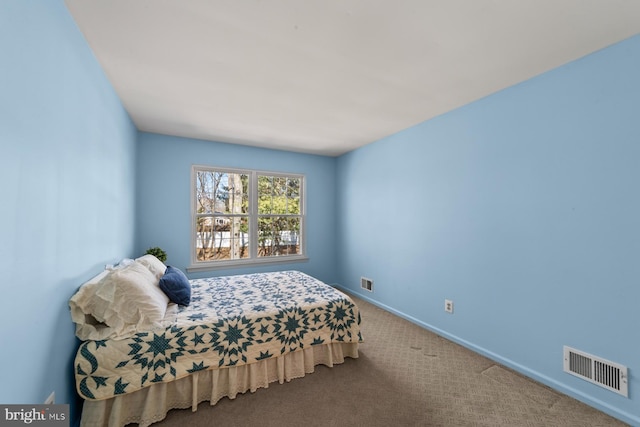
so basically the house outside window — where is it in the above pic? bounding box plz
[190,165,306,270]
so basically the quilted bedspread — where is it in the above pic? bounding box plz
[75,270,362,401]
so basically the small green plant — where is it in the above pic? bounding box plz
[145,246,167,263]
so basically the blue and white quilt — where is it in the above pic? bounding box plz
[75,270,362,401]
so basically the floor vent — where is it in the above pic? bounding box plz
[563,346,628,397]
[360,277,373,292]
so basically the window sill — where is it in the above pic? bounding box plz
[187,255,309,273]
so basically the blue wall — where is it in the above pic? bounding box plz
[0,1,137,423]
[336,34,640,425]
[135,132,338,284]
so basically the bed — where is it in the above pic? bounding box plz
[69,256,362,427]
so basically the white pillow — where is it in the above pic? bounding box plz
[69,270,112,339]
[105,258,134,271]
[69,262,169,340]
[136,254,167,280]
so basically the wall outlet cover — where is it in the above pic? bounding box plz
[444,299,454,314]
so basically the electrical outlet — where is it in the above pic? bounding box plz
[444,299,454,314]
[45,391,55,405]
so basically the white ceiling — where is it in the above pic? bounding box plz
[64,1,640,157]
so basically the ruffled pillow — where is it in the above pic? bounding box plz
[69,261,170,340]
[135,254,167,280]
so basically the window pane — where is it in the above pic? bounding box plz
[226,173,249,214]
[287,178,300,214]
[282,217,301,255]
[257,217,273,256]
[258,216,301,257]
[273,177,288,214]
[196,171,248,215]
[258,176,273,214]
[196,216,249,261]
[273,177,287,199]
[258,175,300,215]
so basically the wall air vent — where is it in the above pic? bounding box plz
[563,346,628,397]
[360,277,373,292]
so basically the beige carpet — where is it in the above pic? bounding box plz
[153,295,628,427]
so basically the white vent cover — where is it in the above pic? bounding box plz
[563,346,628,397]
[360,277,373,292]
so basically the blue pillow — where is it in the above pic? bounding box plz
[159,266,191,306]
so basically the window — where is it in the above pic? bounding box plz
[190,166,306,270]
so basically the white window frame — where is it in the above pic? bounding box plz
[188,165,307,272]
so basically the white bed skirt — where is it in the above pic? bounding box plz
[80,342,359,427]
